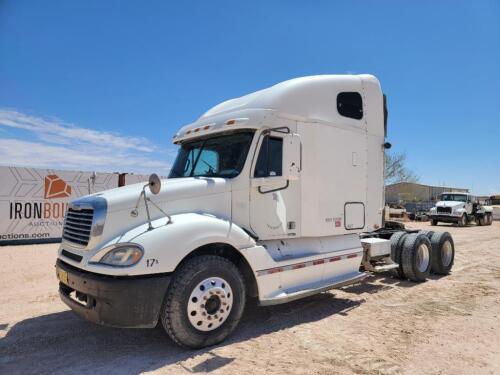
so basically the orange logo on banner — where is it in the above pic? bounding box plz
[44,175,72,199]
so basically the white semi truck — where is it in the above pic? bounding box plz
[56,75,455,348]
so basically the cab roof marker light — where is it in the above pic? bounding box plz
[225,118,249,126]
[194,128,200,133]
[203,125,210,130]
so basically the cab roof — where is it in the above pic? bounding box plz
[173,74,382,143]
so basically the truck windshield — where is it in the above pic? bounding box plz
[441,194,467,202]
[169,131,255,179]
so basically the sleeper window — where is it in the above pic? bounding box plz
[337,92,363,120]
[254,136,283,177]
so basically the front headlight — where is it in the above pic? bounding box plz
[98,244,143,267]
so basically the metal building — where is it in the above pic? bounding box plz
[385,182,469,204]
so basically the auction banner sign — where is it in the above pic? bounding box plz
[0,166,147,245]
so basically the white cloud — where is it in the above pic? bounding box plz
[0,109,156,152]
[0,109,173,175]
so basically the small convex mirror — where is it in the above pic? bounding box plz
[148,173,161,195]
[283,133,301,181]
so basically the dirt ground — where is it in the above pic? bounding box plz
[1,221,499,375]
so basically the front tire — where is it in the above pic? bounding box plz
[431,219,438,226]
[161,255,246,348]
[458,214,467,227]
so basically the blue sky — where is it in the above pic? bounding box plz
[0,1,499,194]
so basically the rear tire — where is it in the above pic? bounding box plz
[486,213,493,225]
[477,215,485,226]
[161,255,246,349]
[419,230,435,239]
[401,233,432,282]
[430,232,454,275]
[390,231,407,279]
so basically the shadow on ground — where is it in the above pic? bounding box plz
[340,273,421,295]
[0,292,362,375]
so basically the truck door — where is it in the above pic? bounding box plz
[249,132,300,240]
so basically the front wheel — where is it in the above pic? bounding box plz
[458,214,467,227]
[160,255,246,348]
[431,219,438,226]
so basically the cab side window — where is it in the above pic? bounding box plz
[254,135,282,177]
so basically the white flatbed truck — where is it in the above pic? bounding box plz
[55,75,455,348]
[429,192,493,226]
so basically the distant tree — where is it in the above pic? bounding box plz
[385,152,419,185]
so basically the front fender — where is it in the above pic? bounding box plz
[92,213,256,276]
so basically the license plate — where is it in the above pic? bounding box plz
[57,267,69,285]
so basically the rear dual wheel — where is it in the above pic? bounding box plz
[401,233,432,282]
[390,232,432,282]
[391,231,454,281]
[485,213,493,226]
[390,231,407,279]
[429,232,454,275]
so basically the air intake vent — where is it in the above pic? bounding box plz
[437,207,452,214]
[62,208,94,246]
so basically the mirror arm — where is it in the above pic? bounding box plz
[143,187,153,231]
[146,197,172,225]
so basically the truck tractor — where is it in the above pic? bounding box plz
[429,192,493,227]
[55,75,455,348]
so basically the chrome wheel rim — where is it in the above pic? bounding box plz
[416,243,430,272]
[187,277,233,332]
[441,240,453,267]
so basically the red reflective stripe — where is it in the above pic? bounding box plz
[292,263,306,269]
[347,253,358,259]
[313,259,324,265]
[268,268,282,274]
[329,256,341,262]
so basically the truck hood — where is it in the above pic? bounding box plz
[91,177,230,214]
[435,201,465,209]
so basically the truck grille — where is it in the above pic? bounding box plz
[62,208,94,246]
[437,207,452,214]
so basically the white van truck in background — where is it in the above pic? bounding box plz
[55,75,455,348]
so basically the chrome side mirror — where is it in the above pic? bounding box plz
[149,173,161,195]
